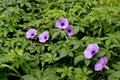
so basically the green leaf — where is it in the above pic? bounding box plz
[82,66,87,73]
[112,38,118,44]
[59,48,68,58]
[105,39,111,46]
[108,71,120,80]
[72,43,80,50]
[52,31,60,40]
[17,49,23,56]
[56,68,64,73]
[68,52,73,57]
[86,70,93,75]
[112,62,120,71]
[31,69,42,80]
[22,74,38,80]
[74,68,83,75]
[43,53,53,63]
[96,48,106,57]
[79,27,84,33]
[42,68,58,80]
[74,26,80,34]
[85,59,91,66]
[74,55,84,65]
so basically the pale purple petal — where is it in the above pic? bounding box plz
[39,31,49,43]
[65,25,74,36]
[94,56,108,71]
[56,18,69,29]
[26,29,37,39]
[98,56,108,65]
[94,63,103,71]
[84,44,99,59]
[84,51,93,59]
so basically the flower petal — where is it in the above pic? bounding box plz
[39,31,49,43]
[65,25,74,36]
[84,51,93,59]
[26,29,37,39]
[94,56,108,71]
[98,56,108,65]
[84,44,99,59]
[56,18,69,29]
[94,62,103,71]
[85,44,99,53]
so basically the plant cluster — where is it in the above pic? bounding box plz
[0,0,120,80]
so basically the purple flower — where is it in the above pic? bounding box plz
[84,44,99,59]
[31,44,35,48]
[94,56,109,71]
[26,29,37,39]
[39,31,49,43]
[65,25,74,36]
[56,18,69,29]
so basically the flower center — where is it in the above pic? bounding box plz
[91,50,95,55]
[61,23,64,26]
[68,29,71,32]
[44,36,47,39]
[31,33,34,36]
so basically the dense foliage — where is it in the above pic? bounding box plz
[0,0,120,80]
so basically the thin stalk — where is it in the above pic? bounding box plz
[1,64,21,77]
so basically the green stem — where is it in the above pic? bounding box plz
[8,73,21,77]
[1,64,21,77]
[61,31,69,42]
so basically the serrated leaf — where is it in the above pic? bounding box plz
[82,66,87,73]
[52,31,60,40]
[105,39,111,46]
[112,38,118,44]
[17,49,23,56]
[108,71,120,80]
[74,55,84,65]
[42,68,58,80]
[79,27,84,33]
[59,48,68,58]
[72,44,80,50]
[22,74,38,80]
[85,59,91,66]
[74,26,80,34]
[112,62,120,70]
[74,68,83,75]
[31,69,42,80]
[68,52,73,57]
[44,53,53,63]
